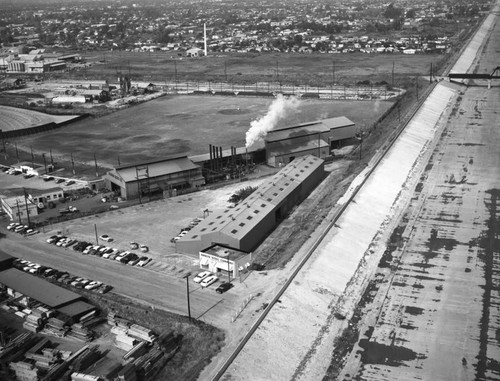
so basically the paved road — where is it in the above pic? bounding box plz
[0,227,238,328]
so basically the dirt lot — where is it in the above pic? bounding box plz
[1,95,392,171]
[0,105,78,131]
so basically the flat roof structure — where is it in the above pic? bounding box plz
[0,268,81,308]
[265,121,330,143]
[267,139,329,156]
[189,146,249,164]
[57,300,96,319]
[112,155,200,183]
[202,244,250,261]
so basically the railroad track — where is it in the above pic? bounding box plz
[211,81,438,381]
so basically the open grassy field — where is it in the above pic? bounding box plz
[10,95,392,170]
[66,51,445,87]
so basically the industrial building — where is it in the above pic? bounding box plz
[199,244,252,279]
[0,268,82,309]
[1,195,39,222]
[265,116,356,167]
[176,155,325,254]
[103,155,205,200]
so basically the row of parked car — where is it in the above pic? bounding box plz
[7,222,40,236]
[171,217,204,243]
[192,270,233,293]
[46,234,152,267]
[12,258,112,294]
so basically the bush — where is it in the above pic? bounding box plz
[228,185,258,204]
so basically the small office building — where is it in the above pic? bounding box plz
[199,244,252,279]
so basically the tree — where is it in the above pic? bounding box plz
[228,186,258,205]
[406,9,417,19]
[384,3,403,19]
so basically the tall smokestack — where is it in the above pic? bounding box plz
[204,23,207,57]
[209,144,213,171]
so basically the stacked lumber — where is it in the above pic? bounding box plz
[79,317,105,329]
[41,362,69,381]
[45,317,68,333]
[126,324,156,343]
[70,372,101,381]
[9,361,39,381]
[79,310,97,323]
[71,346,102,373]
[107,313,131,330]
[25,349,60,370]
[67,324,93,342]
[114,334,137,352]
[23,312,46,333]
[84,357,122,381]
[123,342,147,360]
[133,347,167,380]
[116,363,136,381]
[0,333,38,363]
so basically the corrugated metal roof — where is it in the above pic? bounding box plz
[267,138,329,156]
[0,268,81,308]
[180,155,324,243]
[265,116,355,143]
[265,121,328,143]
[113,156,200,183]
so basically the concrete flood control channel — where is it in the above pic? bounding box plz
[209,80,458,379]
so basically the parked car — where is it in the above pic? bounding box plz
[55,178,65,184]
[24,229,40,236]
[137,257,151,267]
[43,176,54,182]
[7,222,21,231]
[100,234,113,242]
[193,271,212,283]
[139,244,149,253]
[129,242,139,250]
[115,251,129,262]
[216,282,234,294]
[23,173,34,179]
[200,275,219,288]
[97,284,113,294]
[65,180,75,186]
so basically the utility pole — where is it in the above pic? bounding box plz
[184,273,192,320]
[226,253,231,283]
[94,152,98,178]
[224,60,227,82]
[42,153,47,174]
[276,60,279,83]
[50,148,54,168]
[71,152,75,175]
[15,142,19,163]
[16,199,22,223]
[415,76,419,100]
[30,146,34,167]
[94,224,99,245]
[392,61,395,88]
[117,155,121,166]
[430,63,433,83]
[23,188,31,227]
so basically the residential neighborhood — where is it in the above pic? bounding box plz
[0,0,491,73]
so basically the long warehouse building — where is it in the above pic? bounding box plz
[176,155,325,255]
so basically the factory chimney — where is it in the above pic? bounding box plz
[204,23,208,57]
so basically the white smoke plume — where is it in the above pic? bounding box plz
[245,94,300,148]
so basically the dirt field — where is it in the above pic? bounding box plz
[69,51,446,87]
[0,105,78,131]
[3,95,392,171]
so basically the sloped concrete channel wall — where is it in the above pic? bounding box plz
[216,83,458,380]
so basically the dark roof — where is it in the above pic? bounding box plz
[115,154,188,170]
[267,138,329,156]
[0,250,14,265]
[265,122,329,143]
[57,300,96,318]
[180,155,324,243]
[112,156,200,183]
[0,268,81,308]
[202,244,250,261]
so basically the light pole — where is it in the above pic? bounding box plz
[184,273,192,320]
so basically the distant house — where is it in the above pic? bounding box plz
[186,47,204,57]
[0,77,24,90]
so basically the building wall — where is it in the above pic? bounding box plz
[199,251,252,278]
[268,146,328,167]
[239,211,277,252]
[328,125,357,144]
[105,168,204,200]
[1,198,38,222]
